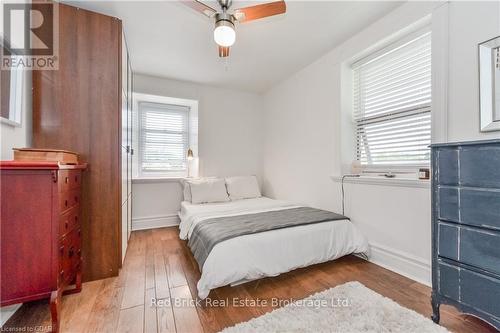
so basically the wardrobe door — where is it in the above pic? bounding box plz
[127,58,133,241]
[33,3,122,281]
[121,90,128,263]
[120,32,129,263]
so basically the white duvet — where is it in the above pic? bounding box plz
[179,197,369,299]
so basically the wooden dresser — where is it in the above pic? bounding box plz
[0,161,86,332]
[430,139,500,330]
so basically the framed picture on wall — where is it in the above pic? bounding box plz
[0,37,24,127]
[479,35,500,132]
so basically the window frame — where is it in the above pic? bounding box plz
[351,27,432,172]
[137,101,191,178]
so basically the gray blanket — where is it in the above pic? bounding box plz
[187,207,348,269]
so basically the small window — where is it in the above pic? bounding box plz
[352,30,431,168]
[138,102,190,177]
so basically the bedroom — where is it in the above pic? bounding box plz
[0,0,499,332]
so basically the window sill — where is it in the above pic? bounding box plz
[132,177,186,184]
[330,175,430,188]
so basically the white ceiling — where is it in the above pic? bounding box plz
[65,1,402,92]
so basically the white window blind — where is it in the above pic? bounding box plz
[353,30,431,167]
[139,102,190,175]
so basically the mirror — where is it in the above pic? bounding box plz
[0,39,24,127]
[479,36,500,132]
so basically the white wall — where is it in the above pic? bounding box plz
[262,1,500,286]
[446,1,500,142]
[131,74,263,230]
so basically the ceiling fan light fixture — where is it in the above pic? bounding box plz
[181,0,287,57]
[214,14,236,47]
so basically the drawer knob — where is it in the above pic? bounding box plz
[65,200,68,207]
[65,221,69,229]
[65,177,69,184]
[74,216,78,222]
[68,247,75,258]
[60,246,64,255]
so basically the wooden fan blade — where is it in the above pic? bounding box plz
[218,46,230,57]
[180,0,217,18]
[233,1,286,23]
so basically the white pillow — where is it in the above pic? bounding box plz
[189,178,230,204]
[225,176,261,200]
[182,177,217,202]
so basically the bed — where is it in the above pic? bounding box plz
[179,196,369,299]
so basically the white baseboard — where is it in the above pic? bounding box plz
[132,214,180,231]
[365,242,431,287]
[1,304,22,326]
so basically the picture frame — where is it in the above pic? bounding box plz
[478,35,500,132]
[0,37,24,127]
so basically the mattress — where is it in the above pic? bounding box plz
[179,197,369,299]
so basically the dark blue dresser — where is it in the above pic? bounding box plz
[431,139,500,330]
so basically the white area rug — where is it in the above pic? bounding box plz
[220,281,449,333]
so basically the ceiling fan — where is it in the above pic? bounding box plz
[181,0,286,57]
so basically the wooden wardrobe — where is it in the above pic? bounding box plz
[32,3,133,281]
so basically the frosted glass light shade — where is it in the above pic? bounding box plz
[214,24,235,47]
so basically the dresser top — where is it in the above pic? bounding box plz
[0,161,87,170]
[430,138,500,148]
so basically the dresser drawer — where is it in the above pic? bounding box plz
[438,261,459,300]
[58,170,82,192]
[70,228,82,281]
[460,146,500,188]
[59,206,79,237]
[437,148,458,185]
[461,189,500,230]
[460,227,500,276]
[60,189,80,213]
[59,240,71,284]
[438,223,500,276]
[460,268,500,320]
[438,260,500,321]
[438,187,500,230]
[437,222,458,261]
[438,187,459,222]
[59,228,81,284]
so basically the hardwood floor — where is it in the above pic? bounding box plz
[3,227,497,333]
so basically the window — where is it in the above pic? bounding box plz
[352,30,431,167]
[138,102,190,177]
